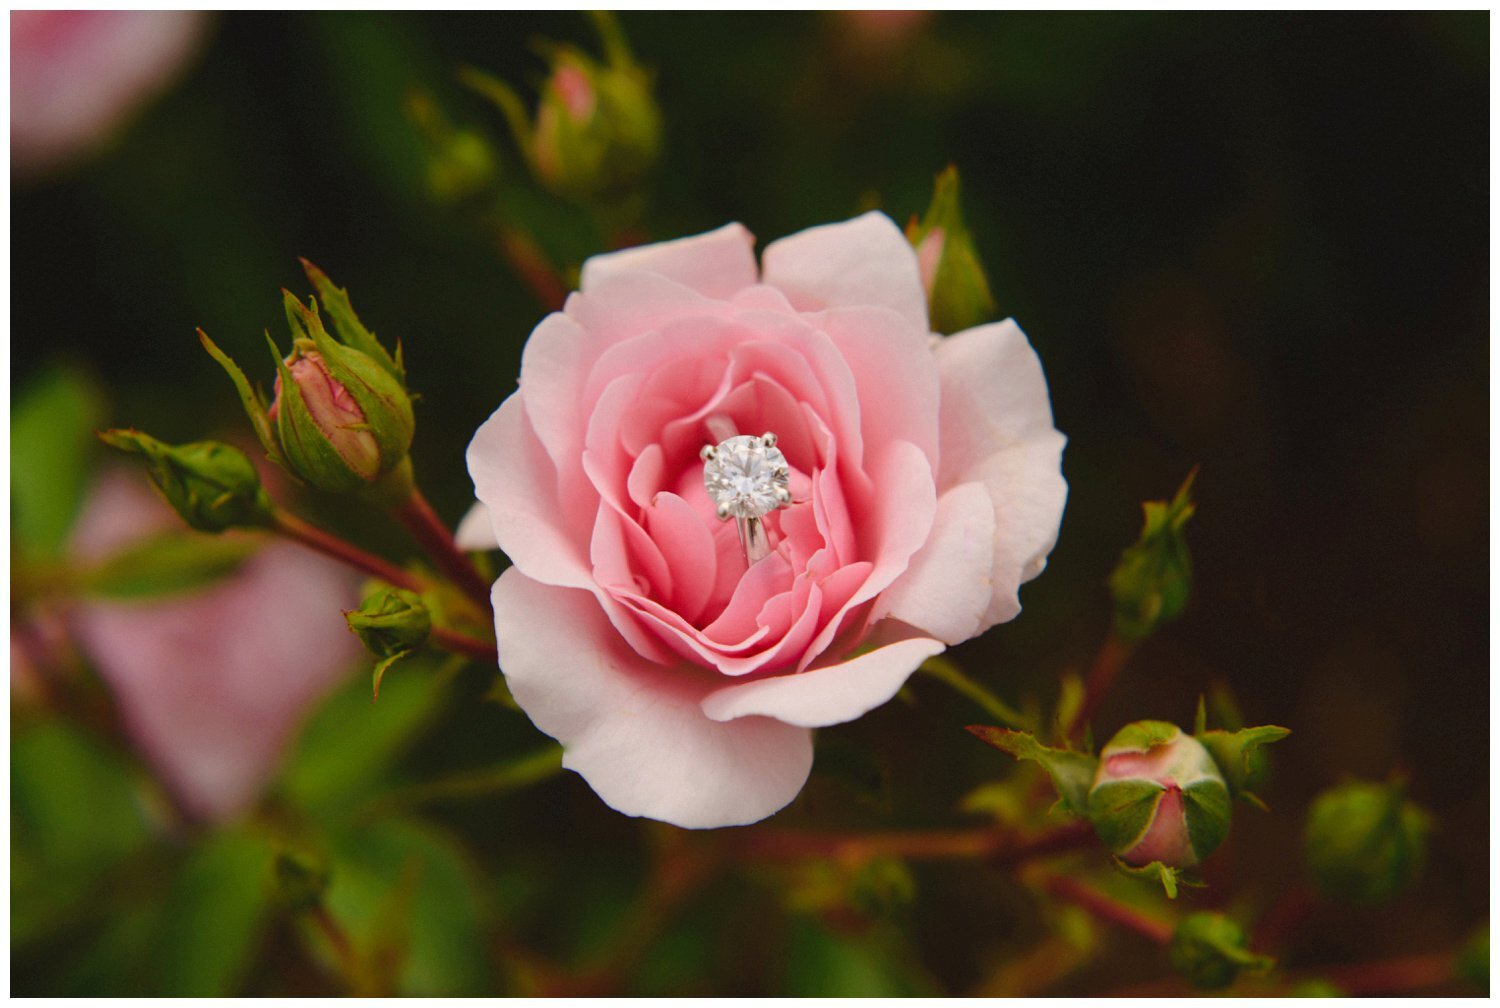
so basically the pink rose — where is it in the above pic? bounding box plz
[464,212,1066,828]
[11,10,206,176]
[66,469,363,823]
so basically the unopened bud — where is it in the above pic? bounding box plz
[1304,780,1431,904]
[97,431,274,532]
[463,13,660,206]
[1089,720,1230,869]
[1110,470,1196,642]
[906,165,997,334]
[344,587,431,659]
[1169,912,1273,990]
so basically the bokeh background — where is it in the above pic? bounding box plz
[11,11,1488,995]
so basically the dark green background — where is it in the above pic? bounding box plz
[12,12,1487,994]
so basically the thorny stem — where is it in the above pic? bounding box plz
[392,488,494,610]
[270,509,426,594]
[1036,872,1174,946]
[919,654,1034,731]
[1068,631,1136,742]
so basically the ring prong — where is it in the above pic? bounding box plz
[715,502,732,521]
[761,431,778,448]
[774,486,792,507]
[699,444,717,461]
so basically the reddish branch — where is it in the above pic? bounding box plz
[391,488,493,610]
[1037,872,1174,946]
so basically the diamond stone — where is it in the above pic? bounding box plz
[703,435,790,519]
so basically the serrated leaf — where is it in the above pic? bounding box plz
[967,726,1097,817]
[1197,724,1291,800]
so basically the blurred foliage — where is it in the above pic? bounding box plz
[11,10,1487,996]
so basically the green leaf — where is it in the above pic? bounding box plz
[966,726,1098,817]
[146,829,277,995]
[906,165,998,334]
[11,721,153,945]
[321,818,489,995]
[782,917,937,997]
[11,365,106,557]
[1197,724,1291,802]
[277,652,449,820]
[82,531,261,599]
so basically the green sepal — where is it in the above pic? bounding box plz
[299,259,403,383]
[1110,469,1197,642]
[966,726,1097,817]
[907,165,998,334]
[1303,779,1432,904]
[301,300,415,476]
[1169,912,1274,989]
[197,329,282,467]
[371,650,414,702]
[1112,858,1204,900]
[97,431,275,533]
[1182,778,1232,861]
[83,531,262,600]
[1089,778,1165,852]
[1197,724,1291,805]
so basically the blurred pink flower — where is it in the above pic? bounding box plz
[10,10,206,176]
[66,469,362,822]
[465,212,1066,828]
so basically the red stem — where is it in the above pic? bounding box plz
[429,625,498,665]
[1315,950,1457,996]
[738,819,1095,866]
[498,228,568,311]
[392,489,493,610]
[1069,632,1135,741]
[271,510,425,593]
[1038,872,1174,946]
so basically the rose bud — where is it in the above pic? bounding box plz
[462,13,660,206]
[1110,470,1196,642]
[1088,720,1231,868]
[905,166,997,335]
[1169,912,1273,990]
[1304,779,1432,903]
[202,269,414,500]
[97,430,274,533]
[343,587,431,659]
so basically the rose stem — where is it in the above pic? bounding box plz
[1037,871,1174,946]
[1068,631,1136,742]
[497,226,568,311]
[307,903,369,994]
[737,819,1094,866]
[391,488,494,610]
[270,509,427,593]
[428,625,498,665]
[919,654,1034,730]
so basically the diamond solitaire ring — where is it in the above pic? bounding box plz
[700,419,791,568]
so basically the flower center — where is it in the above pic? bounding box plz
[702,435,789,519]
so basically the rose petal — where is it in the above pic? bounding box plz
[701,635,945,728]
[876,481,996,644]
[761,211,928,332]
[454,501,498,551]
[468,395,593,590]
[580,222,759,299]
[492,569,813,828]
[933,319,1068,627]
